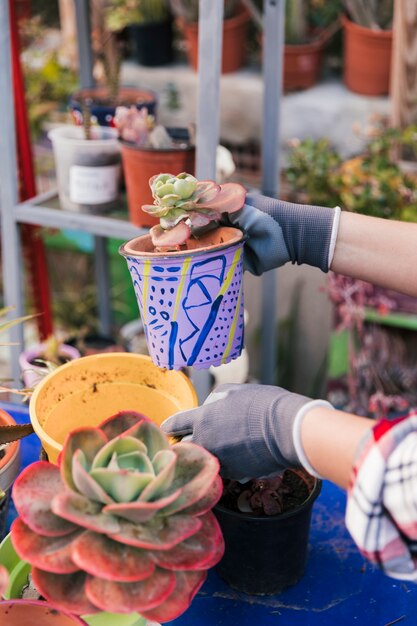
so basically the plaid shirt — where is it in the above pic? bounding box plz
[346,411,417,581]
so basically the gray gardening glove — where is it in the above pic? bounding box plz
[224,192,340,276]
[161,383,333,480]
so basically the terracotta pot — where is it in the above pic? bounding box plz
[0,411,20,542]
[29,353,197,462]
[342,15,393,96]
[120,140,195,227]
[180,5,250,73]
[120,227,245,370]
[69,87,158,127]
[284,40,324,91]
[0,600,88,625]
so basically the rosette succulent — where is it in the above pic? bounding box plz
[10,412,224,622]
[142,172,246,250]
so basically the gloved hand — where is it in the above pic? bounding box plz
[161,383,333,480]
[224,192,341,276]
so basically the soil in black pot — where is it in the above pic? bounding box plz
[220,469,312,516]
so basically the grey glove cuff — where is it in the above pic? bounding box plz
[245,192,338,272]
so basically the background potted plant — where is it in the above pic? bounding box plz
[169,0,250,73]
[19,334,81,390]
[246,0,341,91]
[9,411,224,623]
[214,469,321,594]
[106,0,174,68]
[342,0,393,95]
[48,121,122,214]
[114,106,196,227]
[69,0,157,128]
[120,172,247,370]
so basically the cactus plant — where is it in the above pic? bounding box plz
[142,172,246,251]
[10,411,224,622]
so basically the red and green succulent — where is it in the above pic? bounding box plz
[10,412,224,622]
[143,172,246,251]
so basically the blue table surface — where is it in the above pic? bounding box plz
[4,401,417,625]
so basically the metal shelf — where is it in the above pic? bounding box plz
[14,190,146,241]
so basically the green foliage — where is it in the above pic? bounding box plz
[344,0,393,30]
[285,123,417,223]
[285,138,341,206]
[22,52,77,139]
[106,0,171,31]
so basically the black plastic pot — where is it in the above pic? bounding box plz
[127,19,174,67]
[213,478,322,595]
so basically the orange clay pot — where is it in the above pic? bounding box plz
[120,142,195,228]
[342,15,392,96]
[180,4,250,74]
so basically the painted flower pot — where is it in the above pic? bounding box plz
[120,227,245,370]
[0,536,155,626]
[0,600,89,625]
[19,342,80,390]
[29,353,197,462]
[0,411,20,542]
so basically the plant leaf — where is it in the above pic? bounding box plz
[197,182,246,213]
[159,442,220,516]
[102,489,181,524]
[11,517,80,574]
[61,427,108,491]
[141,570,207,623]
[150,511,224,571]
[109,513,202,550]
[72,450,114,504]
[90,468,154,503]
[150,222,192,248]
[51,491,121,534]
[32,568,99,615]
[99,411,147,440]
[12,462,77,537]
[71,531,155,582]
[85,567,176,614]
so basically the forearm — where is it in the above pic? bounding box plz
[331,211,417,297]
[300,406,373,489]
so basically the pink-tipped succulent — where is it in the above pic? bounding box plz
[0,565,9,597]
[142,172,246,251]
[114,106,155,145]
[11,412,224,622]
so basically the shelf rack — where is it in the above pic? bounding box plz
[0,0,285,392]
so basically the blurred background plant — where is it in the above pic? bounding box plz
[106,0,171,30]
[169,0,241,23]
[19,16,77,139]
[344,0,393,30]
[285,118,417,222]
[286,0,342,44]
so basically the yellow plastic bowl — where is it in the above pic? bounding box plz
[29,353,197,463]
